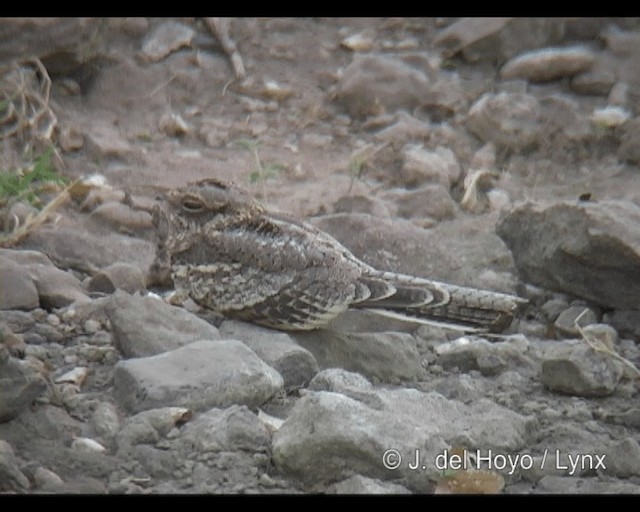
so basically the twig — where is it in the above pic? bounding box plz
[574,308,640,379]
[204,17,246,81]
[347,142,389,194]
[0,179,76,247]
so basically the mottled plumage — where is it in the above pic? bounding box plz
[153,179,526,332]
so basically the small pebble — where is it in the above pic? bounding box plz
[34,466,65,490]
[84,319,101,334]
[47,314,61,327]
[71,437,107,453]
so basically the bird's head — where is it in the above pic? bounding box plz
[152,178,264,254]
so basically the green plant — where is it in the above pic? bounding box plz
[0,145,67,209]
[233,138,286,197]
[346,142,388,193]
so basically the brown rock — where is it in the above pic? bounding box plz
[435,18,564,63]
[0,256,39,311]
[0,345,47,423]
[335,53,462,119]
[497,200,640,310]
[86,262,146,294]
[382,184,459,222]
[500,47,596,82]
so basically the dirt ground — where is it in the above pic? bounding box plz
[1,17,640,494]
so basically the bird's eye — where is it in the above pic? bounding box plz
[181,197,204,212]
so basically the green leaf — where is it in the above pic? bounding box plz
[233,138,260,152]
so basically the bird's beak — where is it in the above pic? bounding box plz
[165,189,183,207]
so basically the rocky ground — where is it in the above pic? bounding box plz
[1,17,640,494]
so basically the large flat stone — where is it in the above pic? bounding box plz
[497,200,640,310]
[113,339,283,413]
[105,291,221,358]
[0,256,39,310]
[273,389,535,492]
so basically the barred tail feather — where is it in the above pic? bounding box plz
[356,271,526,332]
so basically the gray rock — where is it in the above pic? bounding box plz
[33,466,65,490]
[0,404,84,446]
[0,439,29,491]
[219,320,318,389]
[605,438,640,478]
[554,305,598,338]
[332,195,392,218]
[179,405,270,455]
[328,475,411,494]
[0,18,106,74]
[273,389,534,492]
[397,145,462,188]
[0,310,35,333]
[54,476,108,494]
[23,227,157,285]
[570,69,616,96]
[435,336,512,376]
[434,18,564,63]
[90,201,153,233]
[131,444,177,478]
[535,475,640,494]
[497,200,640,310]
[3,202,37,232]
[308,368,383,409]
[538,95,591,143]
[0,346,47,423]
[26,264,90,309]
[141,21,195,62]
[1,250,89,308]
[373,112,432,145]
[461,336,533,375]
[71,437,108,456]
[28,323,66,344]
[607,82,630,108]
[335,53,463,119]
[293,330,422,383]
[434,373,485,403]
[435,17,512,61]
[105,291,221,358]
[619,117,640,164]
[540,298,570,322]
[382,184,459,222]
[91,402,122,440]
[311,213,519,291]
[0,256,39,310]
[85,262,146,294]
[500,46,596,82]
[467,93,541,151]
[308,368,373,393]
[115,407,189,452]
[606,408,640,429]
[0,323,27,358]
[83,122,139,163]
[272,391,442,492]
[603,309,640,338]
[579,323,619,348]
[113,339,283,413]
[0,248,53,268]
[540,340,624,397]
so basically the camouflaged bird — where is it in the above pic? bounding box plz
[152,178,526,332]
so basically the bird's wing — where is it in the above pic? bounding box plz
[170,215,366,328]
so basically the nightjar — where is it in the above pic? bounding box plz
[152,178,526,332]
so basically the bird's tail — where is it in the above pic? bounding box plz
[354,271,526,332]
